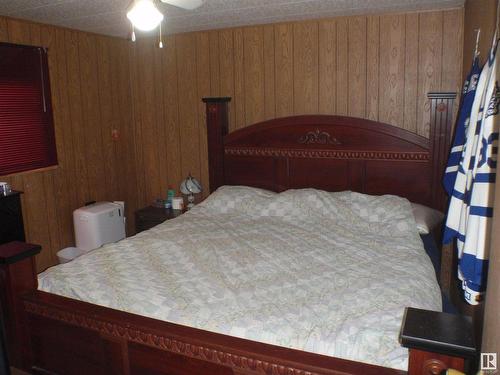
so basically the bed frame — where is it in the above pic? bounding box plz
[1,93,461,375]
[204,94,454,211]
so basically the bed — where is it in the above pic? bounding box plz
[1,93,459,375]
[37,186,442,371]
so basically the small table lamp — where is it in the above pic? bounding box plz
[180,174,202,210]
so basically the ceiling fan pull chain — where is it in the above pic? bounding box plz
[159,20,163,48]
[131,25,136,42]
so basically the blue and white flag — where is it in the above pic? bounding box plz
[443,58,482,199]
[443,39,500,305]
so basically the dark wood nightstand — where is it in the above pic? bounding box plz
[399,307,477,374]
[135,206,183,233]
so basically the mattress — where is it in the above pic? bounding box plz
[38,186,442,370]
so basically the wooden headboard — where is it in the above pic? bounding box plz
[203,93,456,211]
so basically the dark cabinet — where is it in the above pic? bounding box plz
[0,191,25,245]
[0,191,25,371]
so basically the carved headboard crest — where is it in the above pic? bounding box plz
[298,129,341,145]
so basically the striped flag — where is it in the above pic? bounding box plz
[443,58,482,199]
[443,39,499,305]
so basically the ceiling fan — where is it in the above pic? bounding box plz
[159,0,204,10]
[127,0,204,34]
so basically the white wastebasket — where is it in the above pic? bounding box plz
[57,247,84,264]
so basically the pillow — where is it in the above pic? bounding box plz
[197,185,276,214]
[411,203,444,234]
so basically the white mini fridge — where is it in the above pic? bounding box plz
[73,202,126,252]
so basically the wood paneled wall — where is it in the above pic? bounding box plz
[0,17,136,271]
[462,0,498,76]
[130,8,464,207]
[0,7,464,271]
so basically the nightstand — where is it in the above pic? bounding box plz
[399,307,477,375]
[135,206,183,233]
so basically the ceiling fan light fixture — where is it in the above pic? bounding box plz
[159,0,204,10]
[127,0,164,32]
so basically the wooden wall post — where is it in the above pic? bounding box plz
[203,97,231,193]
[0,241,40,369]
[428,92,457,213]
[428,92,458,317]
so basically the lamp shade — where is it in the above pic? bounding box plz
[127,0,164,31]
[180,175,202,195]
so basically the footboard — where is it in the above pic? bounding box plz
[22,290,403,375]
[0,242,475,375]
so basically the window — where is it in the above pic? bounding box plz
[0,42,57,176]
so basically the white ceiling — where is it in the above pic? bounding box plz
[0,0,464,38]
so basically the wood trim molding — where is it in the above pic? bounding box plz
[0,165,58,178]
[225,147,430,161]
[23,300,335,375]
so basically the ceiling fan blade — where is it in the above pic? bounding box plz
[160,0,204,10]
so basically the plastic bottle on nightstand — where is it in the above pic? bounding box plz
[165,187,175,209]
